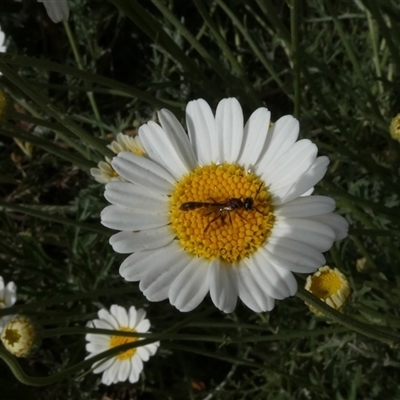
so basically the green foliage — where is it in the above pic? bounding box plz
[0,0,400,398]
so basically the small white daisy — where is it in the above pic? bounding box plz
[91,133,146,184]
[0,276,17,333]
[85,305,159,385]
[101,98,349,313]
[37,0,69,23]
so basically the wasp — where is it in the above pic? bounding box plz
[179,184,265,232]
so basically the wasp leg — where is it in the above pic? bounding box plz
[253,206,265,216]
[204,213,223,233]
[236,210,248,222]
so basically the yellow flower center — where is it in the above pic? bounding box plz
[309,270,343,300]
[109,327,137,360]
[169,163,275,264]
[2,327,21,346]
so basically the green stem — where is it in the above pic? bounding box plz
[289,0,301,118]
[255,0,291,45]
[63,21,104,135]
[0,125,95,170]
[0,200,108,236]
[0,337,158,386]
[109,0,222,99]
[190,0,261,107]
[165,343,323,393]
[0,53,182,114]
[324,1,383,122]
[296,287,400,346]
[0,286,138,318]
[215,0,287,94]
[0,61,113,159]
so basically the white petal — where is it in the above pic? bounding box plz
[237,107,271,168]
[102,362,119,385]
[255,115,299,171]
[168,257,210,312]
[109,227,174,253]
[215,98,244,163]
[98,309,119,329]
[38,0,69,23]
[263,139,317,190]
[92,318,114,331]
[209,259,238,313]
[271,217,336,252]
[186,99,216,164]
[236,261,275,312]
[158,108,197,169]
[139,121,190,180]
[130,356,143,383]
[274,195,335,218]
[111,305,129,327]
[137,342,159,361]
[119,244,174,282]
[4,282,16,306]
[140,242,191,302]
[301,188,314,196]
[112,152,175,194]
[309,213,349,241]
[93,357,115,374]
[276,156,330,205]
[265,237,325,273]
[250,248,297,298]
[128,306,138,328]
[104,181,168,212]
[135,308,147,326]
[101,205,169,231]
[85,333,108,346]
[118,360,131,382]
[86,342,105,354]
[135,319,150,333]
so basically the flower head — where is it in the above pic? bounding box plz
[91,133,146,184]
[85,305,159,385]
[390,114,400,142]
[305,265,351,316]
[37,0,69,23]
[101,98,348,313]
[0,276,17,333]
[1,315,41,357]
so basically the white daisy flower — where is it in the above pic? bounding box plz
[101,98,349,313]
[0,276,17,333]
[85,305,159,385]
[37,0,69,23]
[91,133,146,184]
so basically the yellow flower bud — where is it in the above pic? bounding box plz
[1,315,41,357]
[389,114,400,142]
[305,266,351,316]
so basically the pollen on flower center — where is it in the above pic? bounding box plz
[109,327,137,360]
[169,163,275,264]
